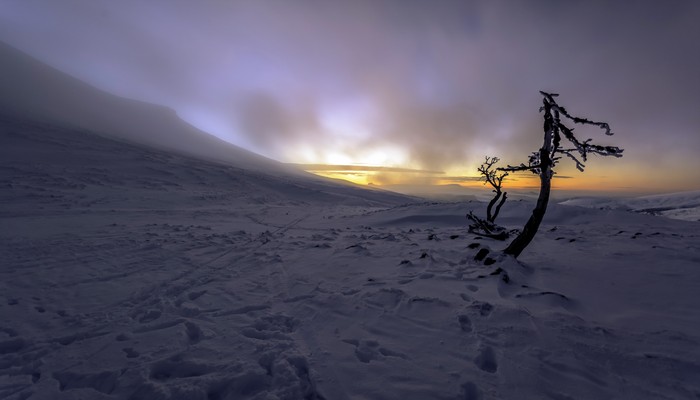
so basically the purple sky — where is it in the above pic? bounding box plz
[1,1,699,191]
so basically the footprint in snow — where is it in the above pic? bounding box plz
[184,321,203,344]
[342,339,408,363]
[474,346,498,373]
[462,381,482,400]
[257,353,325,399]
[53,370,120,394]
[458,315,473,333]
[469,301,493,317]
[149,356,213,381]
[241,314,299,341]
[122,347,140,358]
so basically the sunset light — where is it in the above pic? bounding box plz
[2,2,697,194]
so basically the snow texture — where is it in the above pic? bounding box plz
[2,115,700,399]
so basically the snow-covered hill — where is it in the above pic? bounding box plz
[0,114,411,214]
[561,191,700,222]
[0,39,412,211]
[0,40,299,174]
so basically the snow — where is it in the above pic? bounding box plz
[560,191,700,222]
[2,39,700,400]
[2,115,700,399]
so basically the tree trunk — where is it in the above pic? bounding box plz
[491,191,507,222]
[501,91,622,258]
[503,162,550,257]
[504,99,555,258]
[486,190,502,222]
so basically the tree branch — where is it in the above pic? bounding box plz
[541,91,613,135]
[498,163,540,173]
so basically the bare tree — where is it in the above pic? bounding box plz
[499,91,624,258]
[478,156,508,223]
[466,156,510,240]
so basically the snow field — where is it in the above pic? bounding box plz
[1,116,700,399]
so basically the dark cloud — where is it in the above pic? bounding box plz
[1,0,699,189]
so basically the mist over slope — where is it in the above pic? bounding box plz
[0,114,412,214]
[0,40,294,174]
[0,39,413,208]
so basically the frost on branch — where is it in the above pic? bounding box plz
[498,91,624,258]
[501,92,622,177]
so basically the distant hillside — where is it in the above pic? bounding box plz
[0,40,413,208]
[0,41,291,173]
[0,114,413,215]
[560,191,700,222]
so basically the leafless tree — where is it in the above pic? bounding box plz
[466,156,510,240]
[478,156,508,223]
[499,91,624,258]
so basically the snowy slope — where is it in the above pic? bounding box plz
[0,115,412,213]
[0,40,299,174]
[561,191,700,222]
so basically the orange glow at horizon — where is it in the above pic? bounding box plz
[301,163,696,194]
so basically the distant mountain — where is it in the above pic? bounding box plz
[560,191,700,222]
[0,40,413,207]
[0,40,291,172]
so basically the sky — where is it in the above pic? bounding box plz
[1,0,699,193]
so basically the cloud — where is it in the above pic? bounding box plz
[1,0,699,189]
[368,171,441,187]
[234,92,322,152]
[440,176,484,183]
[291,164,443,174]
